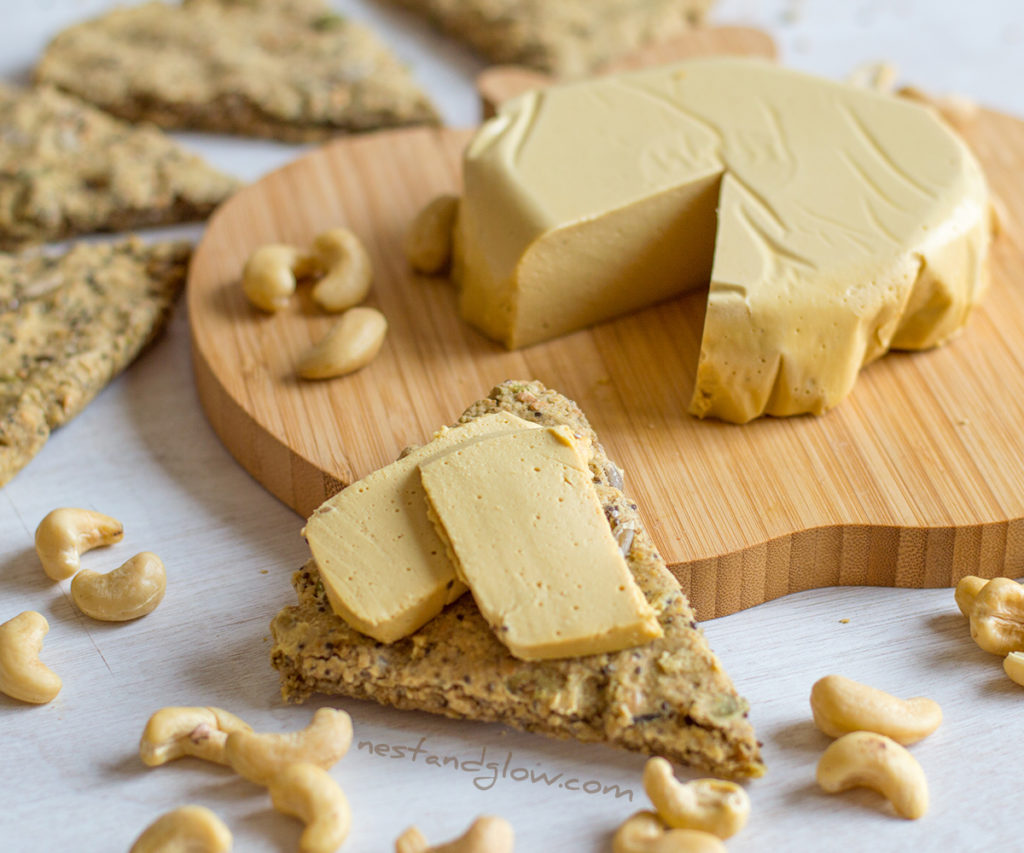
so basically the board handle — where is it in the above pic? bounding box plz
[477,25,777,117]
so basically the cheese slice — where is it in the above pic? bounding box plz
[303,412,542,643]
[419,425,663,660]
[453,58,991,422]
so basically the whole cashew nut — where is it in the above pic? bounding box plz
[225,707,353,785]
[955,575,988,618]
[268,762,351,853]
[0,611,61,704]
[1004,651,1024,687]
[816,731,928,819]
[612,811,727,853]
[395,816,514,853]
[243,244,316,313]
[404,194,460,275]
[297,307,388,380]
[35,507,123,581]
[310,228,373,313]
[642,757,749,839]
[129,805,232,853]
[140,706,253,767]
[70,551,166,622]
[810,674,942,745]
[969,577,1024,655]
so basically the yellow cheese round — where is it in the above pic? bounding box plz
[454,58,991,422]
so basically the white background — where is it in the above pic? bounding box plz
[1,1,1022,850]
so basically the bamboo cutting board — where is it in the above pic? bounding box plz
[188,30,1024,620]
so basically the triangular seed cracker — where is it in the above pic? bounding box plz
[0,85,239,250]
[0,238,190,486]
[34,0,439,143]
[379,0,714,76]
[271,381,764,779]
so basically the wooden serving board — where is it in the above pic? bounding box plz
[189,29,1024,621]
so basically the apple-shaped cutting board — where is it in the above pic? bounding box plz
[189,27,1024,620]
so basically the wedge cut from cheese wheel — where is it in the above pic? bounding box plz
[453,58,991,422]
[302,411,542,643]
[419,425,662,660]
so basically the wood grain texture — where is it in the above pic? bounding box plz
[188,46,1024,621]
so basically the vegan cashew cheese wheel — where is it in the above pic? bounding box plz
[453,58,991,422]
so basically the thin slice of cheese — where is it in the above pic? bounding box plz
[453,57,991,422]
[303,412,541,643]
[419,425,663,660]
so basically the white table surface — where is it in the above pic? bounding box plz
[2,1,1022,850]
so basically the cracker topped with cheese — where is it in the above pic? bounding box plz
[453,58,991,422]
[273,381,763,779]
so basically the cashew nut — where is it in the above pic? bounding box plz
[642,757,749,839]
[310,228,373,313]
[1004,651,1024,687]
[268,762,351,853]
[969,577,1024,655]
[225,707,353,785]
[810,674,942,745]
[404,194,459,275]
[129,805,232,853]
[0,611,61,704]
[297,307,388,380]
[816,731,928,819]
[242,244,316,313]
[955,575,988,617]
[612,812,727,853]
[35,507,123,581]
[70,551,166,621]
[395,816,514,853]
[140,706,253,767]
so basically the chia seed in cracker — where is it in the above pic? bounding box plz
[35,0,439,143]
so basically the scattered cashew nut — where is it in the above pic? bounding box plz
[243,244,316,313]
[642,757,749,839]
[404,194,459,275]
[269,762,351,853]
[297,307,388,380]
[225,707,353,785]
[955,575,988,618]
[847,60,899,94]
[35,507,123,581]
[810,674,942,745]
[129,805,232,853]
[70,551,166,621]
[310,228,373,313]
[969,577,1024,655]
[395,816,514,853]
[816,731,928,819]
[1004,651,1024,687]
[0,611,61,704]
[612,811,727,853]
[140,706,253,767]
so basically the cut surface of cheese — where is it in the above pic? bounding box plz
[303,412,541,643]
[419,425,663,660]
[453,58,991,422]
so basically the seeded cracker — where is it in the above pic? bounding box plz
[379,0,715,77]
[0,85,238,250]
[271,380,764,779]
[35,0,439,143]
[0,239,189,486]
